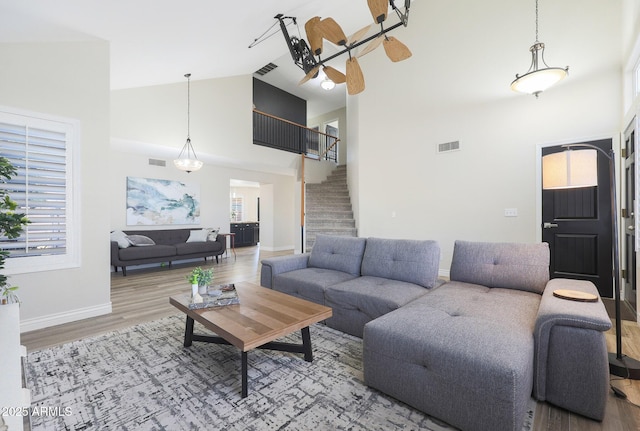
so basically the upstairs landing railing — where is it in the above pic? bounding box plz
[253,109,338,162]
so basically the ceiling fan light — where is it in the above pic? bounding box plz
[321,78,336,90]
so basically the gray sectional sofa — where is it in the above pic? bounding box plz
[260,234,612,431]
[110,228,225,276]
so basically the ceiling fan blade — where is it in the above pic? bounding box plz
[383,36,412,62]
[347,24,372,46]
[298,65,320,85]
[305,16,323,56]
[318,17,348,46]
[358,35,384,57]
[346,57,365,95]
[323,66,346,84]
[367,0,388,24]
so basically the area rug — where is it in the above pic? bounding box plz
[26,315,536,430]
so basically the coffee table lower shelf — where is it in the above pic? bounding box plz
[182,316,313,398]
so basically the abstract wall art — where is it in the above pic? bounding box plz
[126,177,200,225]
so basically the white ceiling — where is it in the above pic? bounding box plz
[0,0,403,117]
[0,1,624,119]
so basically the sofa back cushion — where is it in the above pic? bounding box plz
[450,240,550,294]
[123,229,192,245]
[361,237,441,288]
[308,234,367,276]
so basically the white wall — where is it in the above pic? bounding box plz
[109,149,295,251]
[349,0,623,273]
[110,75,298,251]
[0,41,111,330]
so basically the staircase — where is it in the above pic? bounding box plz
[305,165,357,252]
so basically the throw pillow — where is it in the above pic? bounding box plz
[186,229,209,243]
[207,227,220,241]
[127,235,156,247]
[110,230,130,249]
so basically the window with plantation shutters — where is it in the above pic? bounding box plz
[0,108,79,274]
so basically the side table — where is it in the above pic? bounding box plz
[219,233,236,260]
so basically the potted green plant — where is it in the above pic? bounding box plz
[186,266,214,295]
[0,156,30,305]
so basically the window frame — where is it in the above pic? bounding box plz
[0,106,81,275]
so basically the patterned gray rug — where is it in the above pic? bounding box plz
[26,315,535,430]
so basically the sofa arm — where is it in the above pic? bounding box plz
[260,254,310,288]
[110,240,121,266]
[214,234,227,253]
[533,278,611,420]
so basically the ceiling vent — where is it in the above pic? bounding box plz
[437,141,460,154]
[148,158,166,167]
[255,62,278,76]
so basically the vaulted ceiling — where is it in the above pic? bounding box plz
[0,1,625,118]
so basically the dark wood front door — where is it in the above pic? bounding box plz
[542,139,613,298]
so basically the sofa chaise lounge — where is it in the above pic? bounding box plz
[260,234,612,431]
[110,228,226,276]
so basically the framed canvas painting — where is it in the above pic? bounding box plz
[126,177,200,225]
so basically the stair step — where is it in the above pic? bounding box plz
[305,211,353,219]
[305,165,355,251]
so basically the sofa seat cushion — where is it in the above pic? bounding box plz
[363,281,541,431]
[361,238,440,288]
[324,276,431,337]
[308,234,367,276]
[273,268,357,305]
[118,244,176,261]
[175,241,222,256]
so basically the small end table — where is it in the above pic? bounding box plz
[219,233,236,260]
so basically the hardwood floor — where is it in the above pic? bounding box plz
[21,246,640,430]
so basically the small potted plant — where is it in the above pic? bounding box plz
[0,156,30,306]
[186,266,214,295]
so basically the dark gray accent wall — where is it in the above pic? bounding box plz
[253,78,306,125]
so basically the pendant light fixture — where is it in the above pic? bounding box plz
[174,73,203,173]
[511,0,568,97]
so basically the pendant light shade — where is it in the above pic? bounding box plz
[174,73,203,173]
[511,0,568,97]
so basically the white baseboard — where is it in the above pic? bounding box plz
[260,245,295,252]
[20,302,113,333]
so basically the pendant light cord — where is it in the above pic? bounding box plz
[185,73,191,141]
[535,0,539,43]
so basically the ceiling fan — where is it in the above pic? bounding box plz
[274,0,412,95]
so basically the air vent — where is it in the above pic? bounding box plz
[437,141,460,154]
[255,62,278,76]
[148,158,166,167]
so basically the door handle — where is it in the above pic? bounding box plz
[543,222,559,229]
[629,226,635,231]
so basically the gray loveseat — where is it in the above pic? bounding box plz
[110,228,225,276]
[260,235,612,431]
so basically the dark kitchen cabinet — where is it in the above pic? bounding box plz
[230,222,259,247]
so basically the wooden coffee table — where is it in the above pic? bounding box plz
[169,282,332,398]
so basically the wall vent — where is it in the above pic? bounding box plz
[437,141,460,154]
[148,158,166,167]
[255,62,278,76]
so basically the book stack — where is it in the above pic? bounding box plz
[189,283,240,310]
